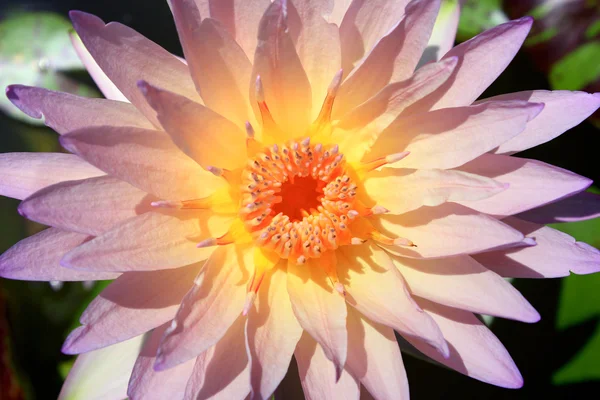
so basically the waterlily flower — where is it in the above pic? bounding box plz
[1,0,600,399]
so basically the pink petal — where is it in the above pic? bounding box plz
[481,91,600,154]
[59,126,224,200]
[346,308,409,400]
[456,153,592,217]
[154,245,250,370]
[170,1,253,128]
[0,152,104,201]
[338,244,449,357]
[62,263,201,354]
[195,0,271,60]
[363,168,507,215]
[138,81,247,170]
[367,100,544,169]
[6,85,152,135]
[330,0,352,25]
[373,203,525,258]
[0,228,118,281]
[418,0,461,65]
[287,258,348,379]
[406,298,523,389]
[294,332,360,400]
[246,267,303,400]
[395,255,540,322]
[424,17,533,111]
[339,0,409,73]
[251,0,312,139]
[69,11,201,127]
[127,323,195,399]
[18,176,155,236]
[338,56,458,130]
[58,335,146,400]
[183,315,250,400]
[516,191,600,224]
[69,31,128,102]
[61,211,231,272]
[335,0,440,117]
[474,217,600,278]
[289,0,341,119]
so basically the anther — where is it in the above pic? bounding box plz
[196,238,217,248]
[371,205,389,215]
[245,121,255,138]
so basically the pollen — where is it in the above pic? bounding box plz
[239,137,359,263]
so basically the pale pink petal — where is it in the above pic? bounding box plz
[456,153,592,217]
[338,244,449,357]
[338,56,458,130]
[195,0,271,60]
[363,168,507,215]
[474,217,600,278]
[62,263,201,354]
[373,203,525,258]
[346,308,409,400]
[339,0,409,72]
[128,323,195,400]
[184,316,250,400]
[59,126,224,200]
[6,85,152,135]
[18,176,155,236]
[138,81,247,170]
[329,0,352,25]
[481,91,600,154]
[69,11,202,127]
[58,335,146,400]
[418,0,461,65]
[287,258,348,378]
[395,255,540,322]
[155,245,251,370]
[334,0,440,117]
[61,211,231,272]
[251,0,312,139]
[0,228,118,281]
[516,191,600,224]
[170,0,253,128]
[69,31,128,102]
[288,0,341,119]
[246,267,303,400]
[366,101,544,170]
[294,332,360,400]
[0,153,104,200]
[406,298,523,389]
[421,17,533,111]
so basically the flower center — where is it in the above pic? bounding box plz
[239,138,359,263]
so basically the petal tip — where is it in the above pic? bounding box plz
[16,201,29,219]
[518,15,534,26]
[5,84,19,102]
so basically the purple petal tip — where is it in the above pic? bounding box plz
[16,202,28,219]
[5,85,18,101]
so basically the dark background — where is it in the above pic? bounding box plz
[1,0,599,399]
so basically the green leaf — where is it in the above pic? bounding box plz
[0,12,99,124]
[549,42,600,91]
[554,321,600,384]
[456,0,507,41]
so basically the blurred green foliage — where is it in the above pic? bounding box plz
[0,12,98,124]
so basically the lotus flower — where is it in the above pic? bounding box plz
[1,0,600,399]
